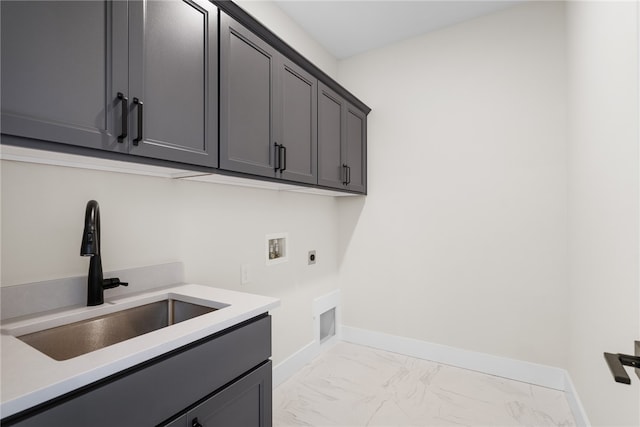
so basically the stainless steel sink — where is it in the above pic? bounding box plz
[17,300,217,361]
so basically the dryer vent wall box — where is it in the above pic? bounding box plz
[320,307,336,343]
[266,233,288,265]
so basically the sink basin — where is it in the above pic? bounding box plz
[17,299,217,361]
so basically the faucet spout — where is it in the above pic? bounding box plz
[81,200,128,306]
[81,200,100,257]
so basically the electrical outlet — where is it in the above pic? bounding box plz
[308,250,316,265]
[241,264,251,285]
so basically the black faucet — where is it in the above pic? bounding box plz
[81,200,128,306]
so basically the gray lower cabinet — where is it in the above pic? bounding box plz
[318,83,367,193]
[164,362,272,427]
[220,13,318,184]
[1,0,218,168]
[2,315,272,427]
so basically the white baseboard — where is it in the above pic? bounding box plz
[273,341,318,388]
[341,326,591,427]
[273,326,591,426]
[342,326,565,389]
[273,291,343,388]
[272,335,344,388]
[564,371,591,427]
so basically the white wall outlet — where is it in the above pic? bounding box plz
[241,264,251,285]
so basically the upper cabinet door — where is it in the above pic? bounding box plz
[127,0,218,167]
[345,105,367,193]
[318,82,346,189]
[1,1,128,152]
[317,82,367,193]
[219,13,278,178]
[278,59,318,185]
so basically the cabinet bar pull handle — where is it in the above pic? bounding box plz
[342,164,348,185]
[133,98,143,146]
[347,165,351,185]
[117,92,128,142]
[191,418,203,427]
[604,344,640,384]
[274,142,280,171]
[280,145,287,172]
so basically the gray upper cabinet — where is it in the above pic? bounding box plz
[318,82,367,193]
[344,105,367,193]
[1,1,128,153]
[128,0,218,167]
[318,83,345,189]
[220,13,318,184]
[278,59,318,185]
[1,0,218,168]
[2,1,367,194]
[219,13,278,178]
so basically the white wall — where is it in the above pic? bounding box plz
[3,2,639,424]
[337,2,569,367]
[0,160,341,365]
[0,161,184,286]
[178,181,340,363]
[566,1,640,425]
[0,1,341,366]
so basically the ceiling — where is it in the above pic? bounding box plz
[273,1,527,59]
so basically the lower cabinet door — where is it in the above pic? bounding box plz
[163,415,187,427]
[186,361,272,427]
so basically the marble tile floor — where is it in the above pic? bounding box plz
[273,342,576,427]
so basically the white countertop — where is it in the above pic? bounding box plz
[0,284,280,418]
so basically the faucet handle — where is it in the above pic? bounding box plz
[102,277,128,289]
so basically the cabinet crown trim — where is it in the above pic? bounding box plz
[212,0,371,115]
